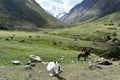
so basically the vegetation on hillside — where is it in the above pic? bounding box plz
[49,12,120,59]
[0,0,120,79]
[0,0,65,31]
[62,0,120,25]
[0,31,120,80]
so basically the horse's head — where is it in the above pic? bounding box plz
[85,50,90,55]
[85,48,92,55]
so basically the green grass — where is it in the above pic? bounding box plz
[0,3,120,80]
[0,31,77,65]
[0,31,120,80]
[0,63,119,80]
[49,16,120,44]
[50,11,120,40]
[0,31,108,65]
[0,30,110,65]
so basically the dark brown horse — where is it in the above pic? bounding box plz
[78,48,92,61]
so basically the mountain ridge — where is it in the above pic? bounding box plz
[62,0,120,25]
[0,0,65,31]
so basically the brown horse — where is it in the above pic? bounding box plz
[78,48,92,61]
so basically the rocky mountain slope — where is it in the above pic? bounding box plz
[62,0,120,25]
[0,0,64,31]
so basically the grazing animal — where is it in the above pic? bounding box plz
[46,61,62,77]
[78,52,88,61]
[78,48,92,61]
[85,49,92,57]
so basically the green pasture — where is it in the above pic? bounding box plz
[0,31,119,80]
[0,63,120,80]
[0,30,109,65]
[0,31,74,65]
[50,19,120,40]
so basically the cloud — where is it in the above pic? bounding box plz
[35,0,83,12]
[35,0,83,18]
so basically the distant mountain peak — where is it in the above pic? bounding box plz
[61,0,120,25]
[38,2,67,19]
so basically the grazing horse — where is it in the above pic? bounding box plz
[78,48,92,61]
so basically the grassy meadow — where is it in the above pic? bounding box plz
[0,0,120,79]
[0,30,120,80]
[50,20,120,40]
[0,13,120,79]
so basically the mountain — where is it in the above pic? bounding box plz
[56,12,67,19]
[62,0,120,25]
[38,1,67,19]
[0,0,65,31]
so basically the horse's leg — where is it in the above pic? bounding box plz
[84,57,86,61]
[78,55,80,60]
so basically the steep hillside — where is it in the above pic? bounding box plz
[50,11,120,44]
[0,0,64,31]
[62,0,120,25]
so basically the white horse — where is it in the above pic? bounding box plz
[46,61,62,77]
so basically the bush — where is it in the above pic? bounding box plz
[102,46,120,59]
[112,38,118,42]
[104,35,111,41]
[112,32,117,36]
[0,24,8,30]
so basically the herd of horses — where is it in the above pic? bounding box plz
[77,48,92,61]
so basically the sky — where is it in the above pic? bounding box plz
[35,0,83,17]
[35,0,83,12]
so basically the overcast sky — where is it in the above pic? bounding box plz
[35,0,83,13]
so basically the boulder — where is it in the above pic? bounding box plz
[29,55,41,62]
[13,60,21,65]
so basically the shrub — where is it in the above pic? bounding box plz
[112,38,118,42]
[112,32,117,36]
[102,46,120,59]
[118,23,120,26]
[104,35,111,41]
